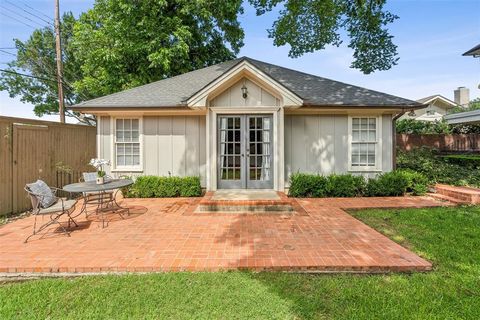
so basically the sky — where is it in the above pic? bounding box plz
[0,0,479,123]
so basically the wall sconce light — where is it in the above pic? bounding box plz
[241,85,248,99]
[408,109,416,117]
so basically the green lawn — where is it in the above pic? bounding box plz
[1,206,479,319]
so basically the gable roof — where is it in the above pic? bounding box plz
[70,56,422,110]
[416,94,458,108]
[463,43,480,57]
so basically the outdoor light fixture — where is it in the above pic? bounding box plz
[408,109,416,117]
[241,85,248,99]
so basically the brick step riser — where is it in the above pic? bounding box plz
[196,204,295,213]
[436,189,475,202]
[428,193,469,204]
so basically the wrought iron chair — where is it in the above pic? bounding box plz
[24,184,78,243]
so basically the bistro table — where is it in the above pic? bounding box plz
[63,178,133,227]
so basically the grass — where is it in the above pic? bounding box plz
[1,206,479,319]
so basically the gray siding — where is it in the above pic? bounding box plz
[284,114,393,185]
[99,115,207,186]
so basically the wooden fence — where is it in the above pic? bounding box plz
[397,133,480,152]
[0,116,96,216]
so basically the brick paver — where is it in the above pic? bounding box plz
[0,195,450,273]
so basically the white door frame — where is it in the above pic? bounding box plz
[206,106,284,191]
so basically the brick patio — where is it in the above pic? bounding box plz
[0,195,451,274]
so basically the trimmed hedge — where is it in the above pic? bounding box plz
[123,176,202,198]
[289,170,429,198]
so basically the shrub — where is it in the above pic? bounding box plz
[398,169,430,195]
[397,147,480,188]
[124,176,202,198]
[441,155,480,168]
[365,171,409,197]
[288,173,328,197]
[289,173,365,197]
[326,174,366,197]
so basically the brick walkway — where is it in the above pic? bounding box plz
[0,195,450,274]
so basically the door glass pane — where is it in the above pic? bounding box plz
[249,117,255,129]
[263,117,270,130]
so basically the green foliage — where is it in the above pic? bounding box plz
[326,174,366,197]
[441,154,480,168]
[396,119,452,134]
[288,173,329,197]
[397,147,480,188]
[365,171,408,197]
[72,0,243,98]
[290,171,430,198]
[123,176,202,198]
[251,0,399,74]
[398,169,429,195]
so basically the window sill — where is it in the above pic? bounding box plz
[348,168,382,173]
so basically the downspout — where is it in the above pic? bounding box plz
[392,110,406,170]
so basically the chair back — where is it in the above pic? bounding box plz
[83,172,97,182]
[24,186,41,212]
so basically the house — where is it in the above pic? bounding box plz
[70,57,424,191]
[399,94,458,122]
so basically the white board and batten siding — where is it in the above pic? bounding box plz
[284,114,393,186]
[98,115,207,186]
[210,78,280,107]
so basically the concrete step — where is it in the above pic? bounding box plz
[434,184,480,204]
[195,200,295,213]
[195,190,298,213]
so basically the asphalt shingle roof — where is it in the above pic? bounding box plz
[71,56,422,109]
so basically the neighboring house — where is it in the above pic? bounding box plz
[70,57,424,191]
[399,95,458,122]
[445,109,480,125]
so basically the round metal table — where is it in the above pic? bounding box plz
[63,179,133,227]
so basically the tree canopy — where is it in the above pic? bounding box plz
[72,0,244,98]
[1,0,400,122]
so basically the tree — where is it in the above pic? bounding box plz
[72,0,243,98]
[0,13,94,124]
[2,0,401,121]
[250,0,399,74]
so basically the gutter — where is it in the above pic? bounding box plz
[392,110,406,170]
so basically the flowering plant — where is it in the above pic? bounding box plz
[89,158,110,177]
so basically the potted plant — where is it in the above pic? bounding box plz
[89,158,111,184]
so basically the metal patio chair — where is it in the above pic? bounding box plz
[24,184,78,243]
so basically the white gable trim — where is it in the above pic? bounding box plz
[421,95,458,108]
[187,60,303,109]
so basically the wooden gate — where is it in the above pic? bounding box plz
[0,117,96,215]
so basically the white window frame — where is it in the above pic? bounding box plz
[348,115,382,172]
[110,116,143,172]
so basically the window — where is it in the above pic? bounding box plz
[114,118,141,168]
[350,117,379,169]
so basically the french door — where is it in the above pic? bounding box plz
[217,115,273,189]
